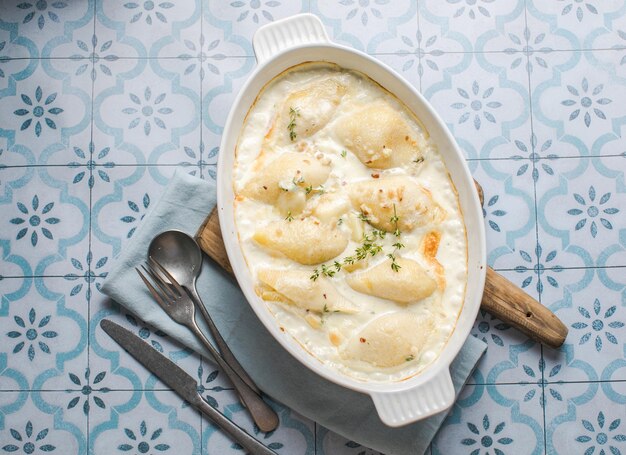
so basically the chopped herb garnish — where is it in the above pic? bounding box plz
[288,106,299,141]
[413,156,424,164]
[323,304,329,313]
[305,184,325,195]
[337,217,343,225]
[341,150,347,158]
[358,212,369,222]
[310,268,320,281]
[405,354,415,362]
[285,211,294,222]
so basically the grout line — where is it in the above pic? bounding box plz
[2,47,626,63]
[493,264,626,272]
[522,2,548,452]
[0,387,235,392]
[0,55,256,61]
[199,0,205,440]
[465,153,626,161]
[416,2,423,94]
[3,379,625,393]
[372,47,626,55]
[4,264,626,280]
[4,154,622,171]
[466,379,626,386]
[86,5,97,449]
[1,163,216,169]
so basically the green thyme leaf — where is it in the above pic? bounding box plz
[288,107,299,141]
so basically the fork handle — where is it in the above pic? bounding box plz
[189,285,261,394]
[188,322,280,433]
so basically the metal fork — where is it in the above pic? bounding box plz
[136,258,279,432]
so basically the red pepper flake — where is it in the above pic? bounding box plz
[323,293,327,299]
[359,337,366,343]
[371,173,380,179]
[262,185,268,190]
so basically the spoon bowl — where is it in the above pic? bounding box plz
[148,230,203,289]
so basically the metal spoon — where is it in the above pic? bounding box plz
[148,231,275,419]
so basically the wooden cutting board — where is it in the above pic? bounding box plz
[195,186,568,349]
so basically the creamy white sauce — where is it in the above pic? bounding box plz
[233,63,467,383]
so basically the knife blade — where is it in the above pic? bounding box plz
[100,319,278,455]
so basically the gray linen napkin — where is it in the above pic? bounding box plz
[101,169,487,455]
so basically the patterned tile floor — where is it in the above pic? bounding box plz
[1,1,626,454]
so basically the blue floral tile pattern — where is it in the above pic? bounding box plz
[1,1,626,454]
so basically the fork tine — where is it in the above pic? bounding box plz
[135,266,170,312]
[142,263,178,300]
[149,257,186,296]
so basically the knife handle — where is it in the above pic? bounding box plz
[193,395,278,455]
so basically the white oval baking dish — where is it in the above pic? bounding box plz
[217,13,486,427]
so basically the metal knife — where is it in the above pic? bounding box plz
[100,319,278,455]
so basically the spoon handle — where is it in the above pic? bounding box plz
[189,285,262,395]
[187,315,280,433]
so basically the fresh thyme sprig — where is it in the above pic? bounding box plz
[310,206,404,280]
[388,204,403,272]
[388,253,401,272]
[392,241,405,250]
[390,203,401,237]
[321,264,336,277]
[310,229,385,281]
[285,211,294,222]
[288,106,299,141]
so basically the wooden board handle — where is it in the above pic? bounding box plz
[196,207,568,348]
[481,267,567,348]
[196,208,233,275]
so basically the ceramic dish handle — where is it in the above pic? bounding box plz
[252,13,330,65]
[370,369,455,427]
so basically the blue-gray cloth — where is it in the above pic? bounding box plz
[101,169,487,455]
